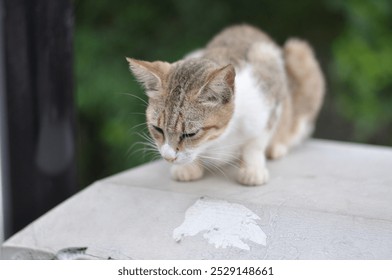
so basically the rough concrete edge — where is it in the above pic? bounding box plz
[1,245,55,260]
[1,181,104,247]
[1,244,127,260]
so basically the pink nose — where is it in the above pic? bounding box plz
[161,144,177,163]
[163,156,176,163]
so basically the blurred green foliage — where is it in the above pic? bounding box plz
[74,0,392,187]
[331,0,392,140]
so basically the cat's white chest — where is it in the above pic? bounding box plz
[233,65,271,136]
[203,65,271,165]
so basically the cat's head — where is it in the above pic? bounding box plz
[127,57,235,164]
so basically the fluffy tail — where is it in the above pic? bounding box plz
[284,38,325,123]
[267,39,325,159]
[284,38,325,146]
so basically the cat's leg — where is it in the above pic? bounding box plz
[266,95,293,160]
[171,161,204,182]
[267,142,289,160]
[237,137,270,186]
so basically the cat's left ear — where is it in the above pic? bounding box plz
[198,64,236,106]
[126,58,171,99]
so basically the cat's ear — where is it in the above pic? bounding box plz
[198,64,236,106]
[126,58,171,99]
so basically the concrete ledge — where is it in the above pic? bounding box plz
[1,139,392,259]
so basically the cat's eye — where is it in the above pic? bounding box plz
[180,130,199,140]
[152,125,164,135]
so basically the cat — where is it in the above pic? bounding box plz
[127,24,325,186]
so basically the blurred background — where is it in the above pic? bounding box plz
[0,0,391,240]
[74,0,392,187]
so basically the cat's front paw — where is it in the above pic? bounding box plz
[237,166,269,186]
[267,144,288,160]
[171,163,204,182]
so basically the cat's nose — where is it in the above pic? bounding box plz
[163,155,177,163]
[161,144,177,163]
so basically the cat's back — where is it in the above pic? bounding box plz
[203,24,274,66]
[207,24,272,49]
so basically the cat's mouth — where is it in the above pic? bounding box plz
[165,156,194,165]
[161,151,197,165]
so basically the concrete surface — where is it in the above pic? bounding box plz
[1,139,392,259]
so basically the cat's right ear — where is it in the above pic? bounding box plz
[126,58,171,99]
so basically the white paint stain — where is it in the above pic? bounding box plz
[173,197,266,250]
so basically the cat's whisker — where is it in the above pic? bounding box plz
[127,130,160,161]
[126,141,158,159]
[128,122,148,132]
[143,143,158,151]
[200,154,233,163]
[141,147,160,160]
[199,154,240,169]
[197,158,217,176]
[137,132,156,145]
[119,92,149,107]
[203,150,241,160]
[151,155,162,161]
[127,112,147,116]
[199,161,215,176]
[200,158,230,179]
[146,150,161,160]
[203,148,240,158]
[205,141,242,150]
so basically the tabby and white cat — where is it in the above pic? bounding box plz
[127,24,324,186]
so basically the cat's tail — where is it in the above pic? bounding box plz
[267,38,325,159]
[283,38,325,147]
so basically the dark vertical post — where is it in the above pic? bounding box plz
[0,0,8,241]
[1,0,77,238]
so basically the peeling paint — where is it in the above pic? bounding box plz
[54,247,90,260]
[54,247,133,260]
[173,197,266,250]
